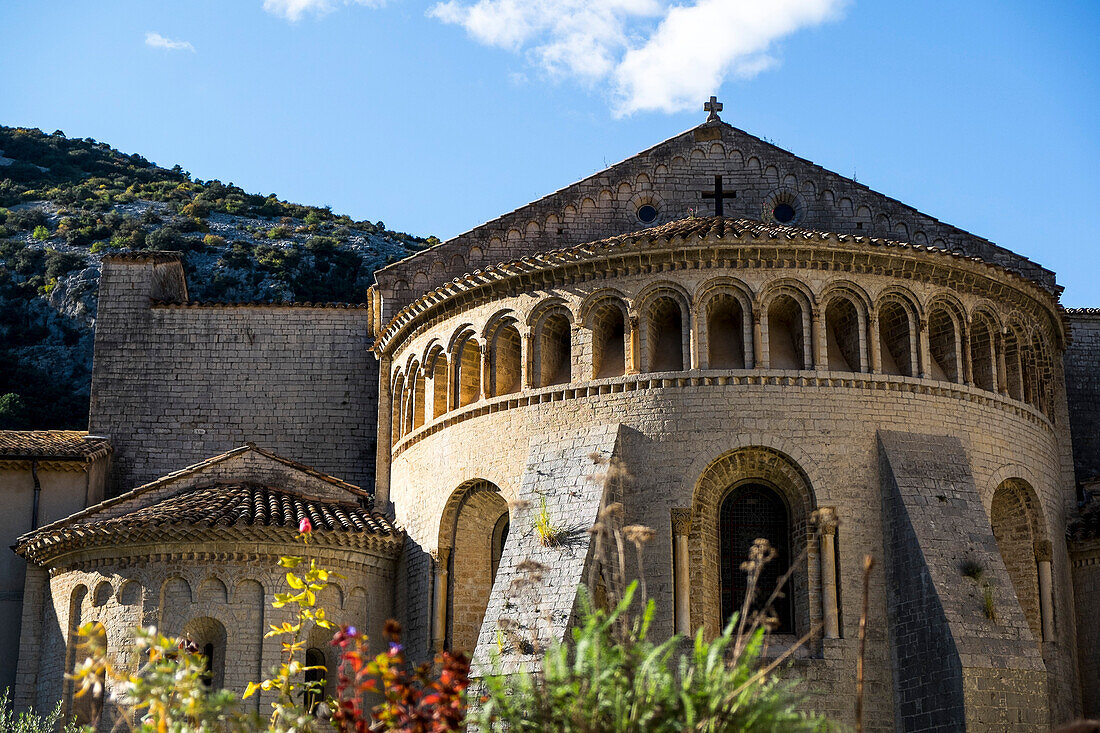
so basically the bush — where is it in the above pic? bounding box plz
[0,393,27,429]
[31,225,50,241]
[0,688,82,733]
[204,234,227,248]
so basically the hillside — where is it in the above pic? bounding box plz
[0,126,432,430]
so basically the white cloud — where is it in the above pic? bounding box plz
[263,0,383,22]
[429,0,847,116]
[145,32,195,52]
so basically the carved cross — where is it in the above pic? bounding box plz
[701,175,733,217]
[704,95,723,122]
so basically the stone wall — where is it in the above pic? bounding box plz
[380,242,1080,728]
[1071,540,1100,717]
[374,121,1056,322]
[14,541,396,728]
[1064,310,1100,484]
[90,255,378,494]
[878,431,1047,732]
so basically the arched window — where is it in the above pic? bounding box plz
[202,643,215,690]
[488,320,522,397]
[180,617,227,691]
[591,300,626,378]
[719,484,793,633]
[428,350,448,420]
[645,296,685,372]
[878,300,914,377]
[824,297,861,372]
[1003,329,1024,400]
[927,308,960,383]
[412,368,426,430]
[767,294,805,370]
[969,315,996,392]
[303,648,326,714]
[390,372,405,443]
[453,332,481,407]
[534,311,571,387]
[706,294,746,369]
[990,480,1042,640]
[73,622,107,727]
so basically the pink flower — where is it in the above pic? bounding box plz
[299,517,313,534]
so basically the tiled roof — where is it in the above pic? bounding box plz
[16,483,402,565]
[0,431,111,461]
[376,216,1059,350]
[151,300,369,309]
[102,252,182,264]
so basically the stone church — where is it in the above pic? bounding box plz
[3,101,1100,731]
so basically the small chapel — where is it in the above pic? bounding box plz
[3,100,1100,732]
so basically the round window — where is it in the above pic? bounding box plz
[637,205,658,224]
[773,203,796,224]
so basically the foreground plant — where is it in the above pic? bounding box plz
[330,620,470,733]
[0,688,83,733]
[475,580,827,733]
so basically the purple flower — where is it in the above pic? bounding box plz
[388,642,404,656]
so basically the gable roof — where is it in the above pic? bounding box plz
[373,118,1056,325]
[15,482,400,565]
[20,443,371,542]
[0,430,112,462]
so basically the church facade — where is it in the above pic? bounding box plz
[7,107,1100,731]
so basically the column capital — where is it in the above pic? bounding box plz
[432,547,451,567]
[1034,539,1053,562]
[813,506,839,535]
[671,508,693,536]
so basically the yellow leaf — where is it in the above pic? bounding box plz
[243,682,261,699]
[286,573,305,590]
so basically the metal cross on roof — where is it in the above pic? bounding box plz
[704,96,723,122]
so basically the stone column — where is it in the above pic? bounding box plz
[432,548,451,652]
[869,313,882,374]
[960,327,972,386]
[812,310,827,371]
[916,318,929,378]
[521,331,534,390]
[997,333,1009,395]
[1035,540,1054,642]
[816,507,840,639]
[374,355,393,511]
[671,509,693,636]
[627,315,641,374]
[480,343,490,400]
[753,308,765,369]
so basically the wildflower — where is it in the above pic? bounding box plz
[299,517,313,534]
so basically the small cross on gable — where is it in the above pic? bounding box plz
[704,96,723,122]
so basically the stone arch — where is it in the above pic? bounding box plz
[1026,327,1055,416]
[198,577,229,605]
[874,213,891,235]
[895,222,910,240]
[449,326,482,408]
[118,580,140,606]
[181,616,228,690]
[636,282,691,373]
[438,479,510,653]
[233,578,264,606]
[760,281,814,371]
[1002,319,1028,401]
[583,290,629,378]
[969,309,999,392]
[688,446,818,638]
[390,369,405,444]
[64,585,88,717]
[159,577,194,631]
[71,621,106,726]
[92,580,112,607]
[728,149,744,166]
[822,289,865,372]
[424,342,449,420]
[875,289,920,377]
[530,301,573,387]
[854,206,873,232]
[410,361,427,430]
[695,278,753,370]
[989,478,1047,641]
[926,297,966,384]
[485,315,522,397]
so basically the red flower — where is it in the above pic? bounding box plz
[299,517,313,534]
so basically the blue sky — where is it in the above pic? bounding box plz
[2,1,1098,304]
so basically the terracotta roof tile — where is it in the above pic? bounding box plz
[0,431,112,461]
[16,483,403,565]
